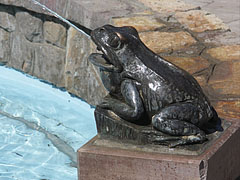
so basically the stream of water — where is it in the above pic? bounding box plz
[31,0,92,38]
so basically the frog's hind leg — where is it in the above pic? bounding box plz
[152,103,207,147]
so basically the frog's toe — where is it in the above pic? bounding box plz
[152,136,181,146]
[169,132,207,147]
[148,135,182,146]
[98,101,111,109]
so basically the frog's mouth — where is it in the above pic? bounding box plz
[88,44,122,72]
[89,30,123,72]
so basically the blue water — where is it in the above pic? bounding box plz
[0,66,97,180]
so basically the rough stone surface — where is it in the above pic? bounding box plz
[139,31,197,54]
[8,32,30,70]
[194,75,207,87]
[8,23,66,87]
[196,31,240,46]
[206,45,240,62]
[43,21,67,48]
[208,61,240,97]
[163,56,210,74]
[65,0,146,29]
[138,0,198,13]
[16,11,44,43]
[112,15,166,32]
[175,10,229,32]
[163,56,209,87]
[65,27,107,105]
[214,100,240,119]
[183,0,240,37]
[0,29,10,64]
[0,0,68,21]
[0,5,16,32]
[33,44,66,87]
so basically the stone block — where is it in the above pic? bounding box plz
[162,56,210,87]
[0,29,11,64]
[208,61,240,96]
[163,56,210,75]
[26,0,68,18]
[65,0,139,29]
[8,32,34,71]
[196,31,240,46]
[139,31,196,54]
[9,28,66,86]
[33,44,66,87]
[43,21,67,48]
[78,118,240,180]
[0,5,16,32]
[0,0,68,21]
[138,0,198,14]
[65,27,107,105]
[206,45,240,62]
[112,16,166,32]
[194,75,207,87]
[16,11,44,43]
[175,10,229,33]
[213,100,240,120]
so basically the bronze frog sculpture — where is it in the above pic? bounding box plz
[89,25,217,147]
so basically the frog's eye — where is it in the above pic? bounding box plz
[108,34,122,49]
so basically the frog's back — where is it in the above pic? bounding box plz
[142,55,204,98]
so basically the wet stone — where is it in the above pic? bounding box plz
[175,10,229,32]
[206,45,240,62]
[112,16,166,32]
[139,31,197,54]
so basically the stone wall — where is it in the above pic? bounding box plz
[0,4,107,105]
[0,0,239,119]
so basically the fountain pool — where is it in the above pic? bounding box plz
[0,65,97,180]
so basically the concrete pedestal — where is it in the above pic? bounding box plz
[78,120,240,180]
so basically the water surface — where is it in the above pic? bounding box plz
[0,66,97,180]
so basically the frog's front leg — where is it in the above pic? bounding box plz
[152,103,207,147]
[100,79,145,123]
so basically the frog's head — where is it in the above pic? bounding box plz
[90,25,142,72]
